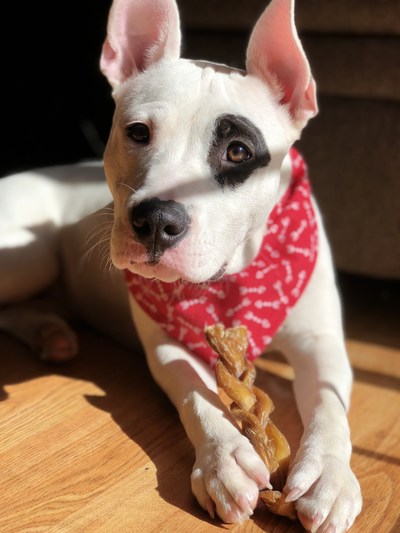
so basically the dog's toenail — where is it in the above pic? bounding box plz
[310,512,325,532]
[206,498,215,519]
[284,487,303,502]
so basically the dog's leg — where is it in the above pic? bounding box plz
[130,295,270,523]
[0,227,59,306]
[0,302,78,362]
[0,216,74,361]
[0,223,75,361]
[272,217,362,532]
[0,172,62,305]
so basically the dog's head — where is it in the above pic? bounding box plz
[101,0,317,283]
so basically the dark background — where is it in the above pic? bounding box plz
[0,0,224,178]
[1,0,114,177]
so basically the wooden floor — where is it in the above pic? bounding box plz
[0,274,399,532]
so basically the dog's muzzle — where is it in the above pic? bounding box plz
[131,198,190,262]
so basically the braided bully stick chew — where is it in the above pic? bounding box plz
[205,323,297,521]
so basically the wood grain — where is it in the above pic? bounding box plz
[0,275,399,532]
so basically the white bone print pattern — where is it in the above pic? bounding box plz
[126,148,318,364]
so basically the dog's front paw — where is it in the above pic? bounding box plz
[191,431,270,523]
[284,449,362,532]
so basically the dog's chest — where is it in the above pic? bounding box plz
[126,149,318,364]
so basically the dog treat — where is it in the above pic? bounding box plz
[205,323,297,521]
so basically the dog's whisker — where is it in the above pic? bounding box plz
[86,206,114,219]
[83,234,112,259]
[90,211,114,218]
[81,223,113,266]
[83,220,113,243]
[82,239,112,273]
[117,182,137,194]
[103,251,116,273]
[97,204,114,211]
[83,229,111,254]
[84,218,113,230]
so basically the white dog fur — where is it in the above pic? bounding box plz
[0,0,362,531]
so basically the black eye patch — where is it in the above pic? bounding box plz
[208,114,271,188]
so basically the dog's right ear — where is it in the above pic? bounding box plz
[100,0,181,88]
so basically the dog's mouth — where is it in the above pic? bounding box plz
[208,264,227,282]
[127,259,228,284]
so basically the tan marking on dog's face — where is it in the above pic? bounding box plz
[104,59,297,282]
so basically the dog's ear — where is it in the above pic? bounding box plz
[100,0,181,88]
[246,0,318,128]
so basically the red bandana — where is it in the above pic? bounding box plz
[125,148,318,366]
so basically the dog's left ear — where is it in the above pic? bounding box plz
[100,0,181,89]
[246,0,318,129]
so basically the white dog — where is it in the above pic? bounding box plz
[0,0,362,530]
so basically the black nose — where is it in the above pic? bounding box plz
[131,198,190,260]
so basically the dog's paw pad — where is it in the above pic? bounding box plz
[36,323,78,362]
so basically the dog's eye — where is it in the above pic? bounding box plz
[127,122,150,144]
[225,142,252,163]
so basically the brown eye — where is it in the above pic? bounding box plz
[127,122,150,144]
[226,142,251,163]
